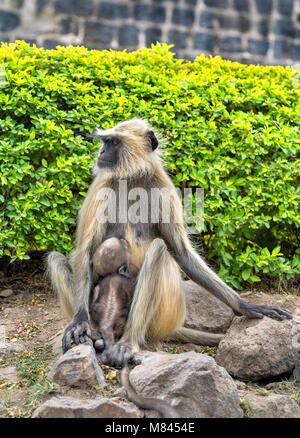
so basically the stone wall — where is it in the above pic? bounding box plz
[0,0,299,65]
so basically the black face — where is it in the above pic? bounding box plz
[97,135,121,168]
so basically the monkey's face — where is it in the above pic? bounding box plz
[92,119,159,177]
[97,135,121,169]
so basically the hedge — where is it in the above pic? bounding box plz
[0,41,299,289]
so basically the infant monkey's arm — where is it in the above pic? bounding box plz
[91,273,136,367]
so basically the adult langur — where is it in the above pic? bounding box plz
[47,119,292,355]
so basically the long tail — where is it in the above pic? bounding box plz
[120,364,179,418]
[171,326,224,347]
[46,251,74,319]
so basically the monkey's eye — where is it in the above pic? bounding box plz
[112,137,119,146]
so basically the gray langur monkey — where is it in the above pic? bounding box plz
[47,118,292,357]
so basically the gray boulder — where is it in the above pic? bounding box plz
[0,366,20,383]
[215,316,300,380]
[290,360,300,384]
[183,280,233,334]
[0,289,13,298]
[239,392,300,418]
[50,331,63,356]
[47,344,106,388]
[129,351,243,418]
[0,342,24,356]
[32,396,143,418]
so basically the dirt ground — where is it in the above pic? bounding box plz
[0,257,299,418]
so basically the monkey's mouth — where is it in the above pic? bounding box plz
[97,159,115,167]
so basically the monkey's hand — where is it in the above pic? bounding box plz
[62,308,92,353]
[236,300,293,321]
[100,343,133,369]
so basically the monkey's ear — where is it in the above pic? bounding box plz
[147,130,159,151]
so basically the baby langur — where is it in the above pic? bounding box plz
[89,237,179,418]
[90,237,137,366]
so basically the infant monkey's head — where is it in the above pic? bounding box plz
[92,237,131,278]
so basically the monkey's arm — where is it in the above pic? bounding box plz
[159,224,292,321]
[62,248,92,353]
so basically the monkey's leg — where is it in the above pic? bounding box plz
[121,238,184,348]
[121,238,221,349]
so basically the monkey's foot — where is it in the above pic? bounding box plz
[238,300,293,321]
[62,319,92,353]
[100,343,133,369]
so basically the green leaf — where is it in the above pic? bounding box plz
[242,268,252,281]
[249,275,261,283]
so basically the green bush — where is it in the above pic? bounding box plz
[0,41,299,288]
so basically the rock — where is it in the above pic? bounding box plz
[0,401,4,414]
[0,342,24,356]
[265,382,281,390]
[239,392,300,418]
[32,396,143,418]
[0,366,20,383]
[50,331,63,356]
[112,386,127,399]
[215,316,300,380]
[290,359,300,384]
[235,381,247,390]
[129,351,243,418]
[183,280,233,334]
[291,316,300,355]
[0,289,13,298]
[47,344,106,388]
